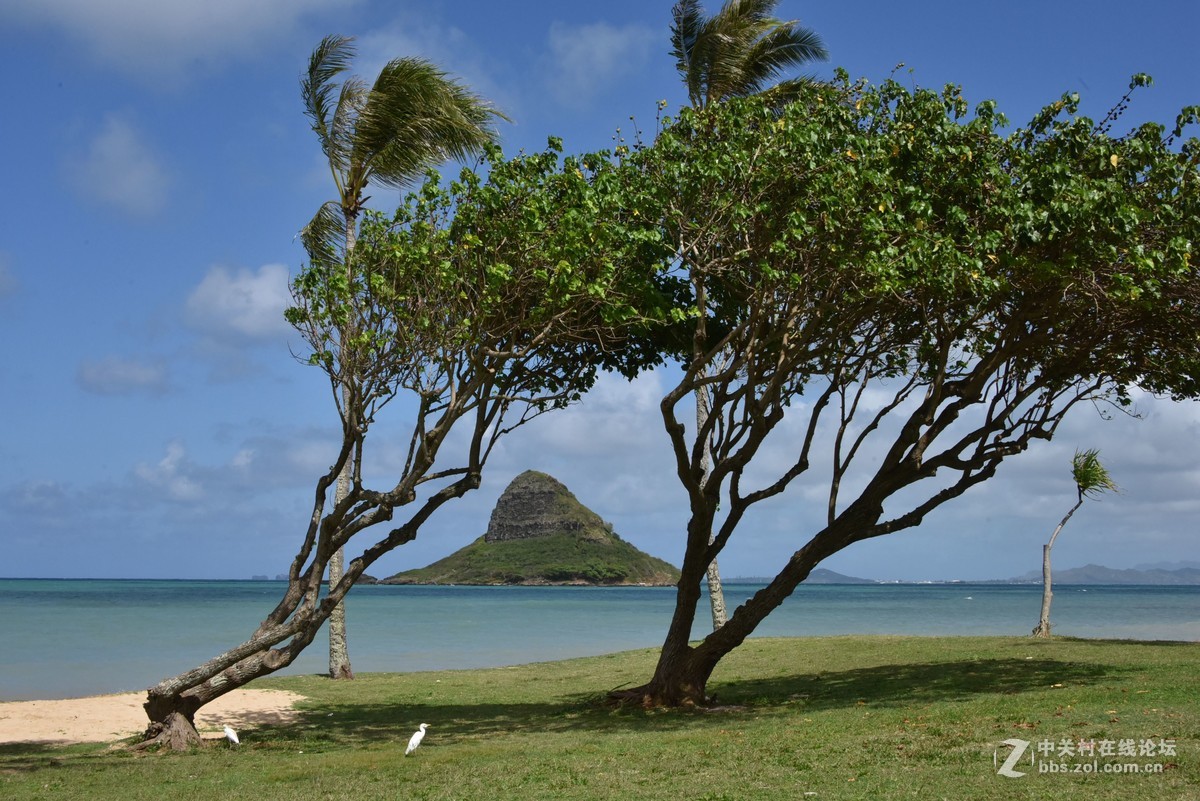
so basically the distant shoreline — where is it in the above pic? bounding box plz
[5,575,1200,586]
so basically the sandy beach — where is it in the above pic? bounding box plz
[0,688,305,745]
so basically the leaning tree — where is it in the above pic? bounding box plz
[1031,449,1118,638]
[140,141,669,748]
[616,73,1200,706]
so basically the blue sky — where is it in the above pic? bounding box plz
[1,0,1198,581]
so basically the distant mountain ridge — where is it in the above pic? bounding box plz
[728,563,1200,586]
[383,471,679,586]
[1008,564,1200,586]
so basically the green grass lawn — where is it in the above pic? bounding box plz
[3,636,1196,800]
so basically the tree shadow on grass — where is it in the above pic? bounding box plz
[0,655,1124,775]
[0,740,114,776]
[251,655,1121,750]
[708,656,1119,710]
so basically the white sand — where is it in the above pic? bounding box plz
[0,688,304,745]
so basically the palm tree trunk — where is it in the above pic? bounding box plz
[327,210,359,680]
[1032,542,1054,638]
[327,461,353,678]
[697,384,728,629]
[1032,496,1082,638]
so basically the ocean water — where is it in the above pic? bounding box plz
[0,579,1195,701]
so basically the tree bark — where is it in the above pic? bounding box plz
[697,383,728,630]
[705,556,728,631]
[326,210,358,680]
[327,545,354,679]
[1032,542,1054,638]
[136,712,203,751]
[692,270,728,631]
[327,443,353,680]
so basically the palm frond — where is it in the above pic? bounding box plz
[303,35,356,148]
[671,0,705,102]
[697,21,753,105]
[674,0,827,107]
[714,0,777,29]
[301,201,348,271]
[353,57,503,190]
[1072,449,1118,499]
[738,23,827,94]
[328,75,368,195]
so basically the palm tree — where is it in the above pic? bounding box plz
[670,0,828,110]
[301,34,504,678]
[1032,449,1118,638]
[669,0,827,630]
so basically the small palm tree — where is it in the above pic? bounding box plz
[301,35,504,678]
[1032,449,1118,638]
[670,1,826,630]
[670,0,828,110]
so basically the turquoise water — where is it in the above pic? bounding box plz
[0,579,1195,701]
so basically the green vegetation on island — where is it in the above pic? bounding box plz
[383,532,680,585]
[384,471,680,585]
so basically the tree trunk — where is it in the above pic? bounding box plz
[694,335,728,629]
[617,556,712,706]
[698,383,727,630]
[142,613,324,748]
[1032,496,1081,638]
[327,544,354,679]
[616,519,856,707]
[705,556,728,630]
[1032,543,1053,638]
[326,434,354,679]
[137,712,203,751]
[327,210,358,680]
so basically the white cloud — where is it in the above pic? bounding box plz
[65,114,169,217]
[77,356,169,396]
[184,263,293,344]
[544,21,657,109]
[135,441,204,502]
[0,0,353,84]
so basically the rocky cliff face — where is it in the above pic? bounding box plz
[484,470,610,543]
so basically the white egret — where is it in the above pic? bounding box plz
[224,725,240,745]
[405,723,429,755]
